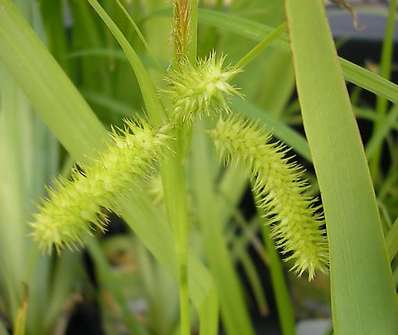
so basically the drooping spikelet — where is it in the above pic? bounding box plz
[31,120,170,253]
[210,116,329,280]
[163,52,241,123]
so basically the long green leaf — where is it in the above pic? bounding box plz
[340,58,398,104]
[285,1,398,334]
[87,0,165,126]
[198,8,288,47]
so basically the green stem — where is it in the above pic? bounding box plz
[173,0,198,64]
[379,163,398,199]
[115,0,162,70]
[192,124,254,335]
[260,215,296,335]
[393,266,398,286]
[87,0,166,126]
[163,2,199,334]
[376,0,397,117]
[366,104,398,159]
[160,142,191,335]
[370,0,397,183]
[187,0,198,63]
[229,216,269,315]
[235,23,286,70]
[386,218,398,262]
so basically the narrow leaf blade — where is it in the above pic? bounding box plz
[285,1,398,334]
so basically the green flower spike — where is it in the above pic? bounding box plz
[163,52,241,123]
[31,120,170,253]
[210,116,329,280]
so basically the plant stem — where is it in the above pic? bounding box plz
[257,209,296,335]
[115,0,163,70]
[173,0,198,64]
[187,0,198,63]
[379,163,398,200]
[13,285,28,335]
[163,2,199,334]
[160,146,191,335]
[370,0,397,183]
[87,0,166,126]
[235,23,286,70]
[376,0,397,114]
[366,105,398,158]
[192,124,254,335]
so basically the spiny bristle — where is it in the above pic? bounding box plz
[163,52,241,124]
[31,120,171,253]
[210,115,329,280]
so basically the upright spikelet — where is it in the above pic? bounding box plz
[163,52,241,123]
[31,120,170,253]
[210,116,329,280]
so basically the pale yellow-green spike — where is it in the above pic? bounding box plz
[211,115,329,280]
[163,52,241,123]
[31,120,170,253]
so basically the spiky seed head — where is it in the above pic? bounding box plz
[211,115,329,280]
[31,120,170,253]
[163,52,241,124]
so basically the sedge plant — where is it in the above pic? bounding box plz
[1,0,398,335]
[30,0,328,331]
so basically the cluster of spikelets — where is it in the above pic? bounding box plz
[210,116,329,280]
[163,52,241,123]
[31,120,170,253]
[31,50,329,280]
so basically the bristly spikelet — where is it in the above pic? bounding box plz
[163,52,241,123]
[210,116,329,280]
[31,120,170,253]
